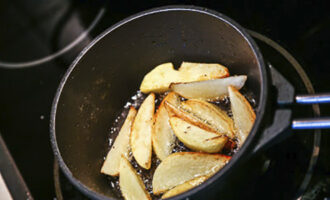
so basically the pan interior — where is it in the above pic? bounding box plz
[54,8,263,199]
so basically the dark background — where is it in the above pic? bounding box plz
[0,0,329,199]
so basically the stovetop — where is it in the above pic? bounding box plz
[0,1,329,200]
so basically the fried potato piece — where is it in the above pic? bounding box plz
[140,62,229,93]
[152,152,231,194]
[119,157,151,200]
[162,176,208,199]
[153,92,180,160]
[169,117,228,153]
[101,107,137,176]
[140,63,181,93]
[181,99,235,139]
[164,101,219,134]
[228,86,256,144]
[170,75,247,100]
[178,62,229,81]
[131,93,155,169]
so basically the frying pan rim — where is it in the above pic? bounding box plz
[50,5,267,200]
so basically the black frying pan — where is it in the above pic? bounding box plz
[50,5,330,200]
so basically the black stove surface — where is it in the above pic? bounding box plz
[0,1,329,200]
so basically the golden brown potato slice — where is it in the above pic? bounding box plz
[181,99,235,139]
[169,117,228,153]
[140,62,230,93]
[170,75,247,100]
[131,93,155,169]
[101,107,137,176]
[140,63,181,93]
[164,101,221,134]
[119,157,151,200]
[228,86,256,144]
[152,152,231,194]
[162,175,208,199]
[152,92,180,160]
[178,62,229,81]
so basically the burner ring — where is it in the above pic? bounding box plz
[248,30,321,199]
[0,7,105,69]
[54,160,63,200]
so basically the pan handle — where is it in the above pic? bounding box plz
[252,66,330,154]
[295,93,330,104]
[292,93,330,129]
[292,118,330,129]
[252,66,329,154]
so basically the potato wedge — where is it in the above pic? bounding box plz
[152,92,180,161]
[119,157,151,200]
[165,92,181,107]
[152,152,231,194]
[101,107,137,176]
[228,86,256,144]
[169,117,228,153]
[181,99,235,138]
[178,62,229,81]
[170,75,247,100]
[131,93,155,169]
[162,175,208,199]
[164,101,218,134]
[140,62,230,93]
[140,63,181,93]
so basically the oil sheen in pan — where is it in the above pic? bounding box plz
[104,89,257,199]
